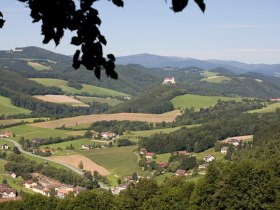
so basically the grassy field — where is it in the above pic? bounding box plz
[27,61,51,71]
[30,110,182,129]
[80,146,148,178]
[40,138,97,153]
[0,119,17,127]
[0,159,7,174]
[0,95,31,116]
[76,96,122,106]
[248,102,280,113]
[0,125,82,141]
[156,153,171,163]
[200,71,231,83]
[121,125,199,142]
[34,95,88,107]
[30,78,129,97]
[171,94,243,110]
[192,148,225,162]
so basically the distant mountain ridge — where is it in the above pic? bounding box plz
[116,53,280,76]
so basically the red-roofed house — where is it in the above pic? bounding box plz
[158,162,169,168]
[0,131,13,138]
[146,152,154,160]
[177,150,189,155]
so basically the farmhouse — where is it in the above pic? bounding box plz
[32,185,51,197]
[81,144,91,150]
[204,155,215,162]
[0,184,16,199]
[139,148,147,155]
[228,138,240,146]
[0,131,13,138]
[221,146,228,154]
[162,77,176,84]
[198,164,209,170]
[112,183,129,194]
[1,144,9,150]
[100,131,117,139]
[8,171,17,179]
[177,150,189,155]
[40,148,53,154]
[175,169,186,176]
[146,152,154,160]
[158,162,169,169]
[23,180,37,189]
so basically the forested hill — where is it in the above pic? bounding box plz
[1,46,280,98]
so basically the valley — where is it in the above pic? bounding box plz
[0,47,280,208]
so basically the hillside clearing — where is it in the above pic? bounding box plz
[248,102,280,113]
[27,61,51,71]
[76,96,122,106]
[49,154,110,176]
[30,78,129,97]
[30,110,181,129]
[0,95,31,115]
[171,94,243,110]
[221,135,253,143]
[34,95,89,107]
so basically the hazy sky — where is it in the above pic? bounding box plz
[1,0,280,64]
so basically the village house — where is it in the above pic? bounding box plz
[158,162,169,169]
[204,155,215,162]
[55,184,75,198]
[1,144,9,150]
[198,163,209,170]
[40,148,53,154]
[228,138,240,147]
[112,183,129,194]
[73,186,86,197]
[221,146,228,154]
[0,131,13,138]
[175,169,186,176]
[0,184,16,199]
[100,131,117,139]
[124,176,133,183]
[81,144,91,150]
[8,171,17,179]
[139,148,147,155]
[32,185,51,197]
[185,170,193,176]
[162,77,176,84]
[145,152,154,160]
[177,150,189,155]
[23,180,37,189]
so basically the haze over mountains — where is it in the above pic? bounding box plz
[117,53,280,77]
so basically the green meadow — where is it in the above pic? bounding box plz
[80,146,148,177]
[171,94,243,110]
[27,61,51,71]
[30,78,129,97]
[200,71,231,83]
[76,96,122,106]
[248,102,280,113]
[0,95,31,116]
[0,125,80,141]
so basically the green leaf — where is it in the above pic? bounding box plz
[94,67,101,79]
[0,19,4,28]
[194,0,206,12]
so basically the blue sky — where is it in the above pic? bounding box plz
[1,0,280,64]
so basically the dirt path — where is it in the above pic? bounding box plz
[48,155,110,176]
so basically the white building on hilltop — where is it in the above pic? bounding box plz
[162,77,176,84]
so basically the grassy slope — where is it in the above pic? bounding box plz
[27,61,50,71]
[0,95,31,115]
[171,94,243,110]
[30,78,129,97]
[76,96,122,106]
[200,71,231,83]
[80,146,148,177]
[248,102,280,113]
[0,125,82,141]
[121,125,199,142]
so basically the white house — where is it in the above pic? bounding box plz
[8,171,17,179]
[204,155,215,162]
[1,144,9,150]
[81,144,91,150]
[221,146,228,154]
[23,180,37,189]
[162,77,176,84]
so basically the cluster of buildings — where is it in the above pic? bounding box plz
[23,173,86,198]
